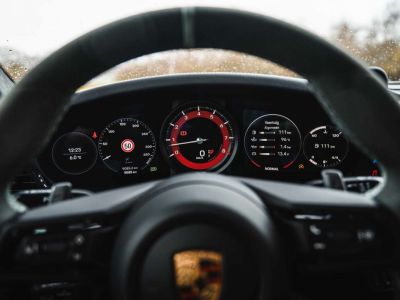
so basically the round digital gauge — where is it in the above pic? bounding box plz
[52,132,98,175]
[244,114,301,171]
[303,125,349,168]
[98,118,156,175]
[162,105,237,172]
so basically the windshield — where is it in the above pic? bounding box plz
[1,0,399,87]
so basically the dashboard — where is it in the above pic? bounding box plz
[35,74,380,192]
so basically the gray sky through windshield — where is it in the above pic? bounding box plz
[1,0,393,55]
[1,0,399,83]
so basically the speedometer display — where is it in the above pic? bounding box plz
[162,105,237,172]
[244,114,301,171]
[98,118,156,175]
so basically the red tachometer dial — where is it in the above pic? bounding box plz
[162,105,237,172]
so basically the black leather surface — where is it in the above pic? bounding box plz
[0,7,399,222]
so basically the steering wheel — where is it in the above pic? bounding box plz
[1,7,400,300]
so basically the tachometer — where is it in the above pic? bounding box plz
[303,125,348,168]
[162,105,237,172]
[244,114,301,171]
[98,118,156,175]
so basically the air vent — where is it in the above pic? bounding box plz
[11,169,42,192]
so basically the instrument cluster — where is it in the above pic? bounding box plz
[36,75,379,191]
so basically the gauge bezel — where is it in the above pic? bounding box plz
[160,103,238,173]
[244,113,302,171]
[51,131,98,175]
[98,117,157,174]
[303,125,349,168]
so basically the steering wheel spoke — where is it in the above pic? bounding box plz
[0,181,157,285]
[241,177,400,271]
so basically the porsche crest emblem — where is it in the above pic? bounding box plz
[173,250,223,300]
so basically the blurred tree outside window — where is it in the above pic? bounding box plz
[1,1,399,89]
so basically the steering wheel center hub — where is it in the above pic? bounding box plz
[110,174,282,300]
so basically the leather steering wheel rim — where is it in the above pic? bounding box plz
[0,7,399,222]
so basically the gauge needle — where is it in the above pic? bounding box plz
[170,137,208,146]
[103,155,112,160]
